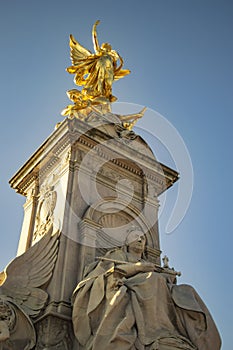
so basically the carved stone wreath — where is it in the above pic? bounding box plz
[0,299,16,332]
[33,186,57,241]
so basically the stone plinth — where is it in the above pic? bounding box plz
[9,111,179,349]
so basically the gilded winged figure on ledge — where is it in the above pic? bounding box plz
[66,20,130,104]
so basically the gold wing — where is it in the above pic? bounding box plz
[69,34,92,65]
[0,231,60,317]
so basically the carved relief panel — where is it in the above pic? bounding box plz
[35,316,73,350]
[33,185,57,243]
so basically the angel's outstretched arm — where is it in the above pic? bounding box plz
[92,20,101,53]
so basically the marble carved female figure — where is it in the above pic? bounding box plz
[72,227,221,350]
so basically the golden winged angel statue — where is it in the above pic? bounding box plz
[61,21,146,131]
[64,20,130,108]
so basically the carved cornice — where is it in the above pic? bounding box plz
[72,131,177,194]
[16,175,38,197]
[9,118,179,196]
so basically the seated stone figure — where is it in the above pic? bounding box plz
[72,228,221,350]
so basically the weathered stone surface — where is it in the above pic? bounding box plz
[72,227,221,350]
[3,112,220,349]
[0,232,59,349]
[9,116,178,316]
[35,316,73,350]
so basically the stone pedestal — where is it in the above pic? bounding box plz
[9,110,179,349]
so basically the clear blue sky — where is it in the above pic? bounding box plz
[0,1,232,348]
